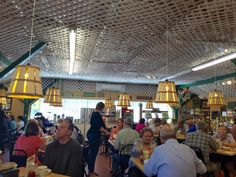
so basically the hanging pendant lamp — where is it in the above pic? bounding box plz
[105,97,114,108]
[0,88,7,107]
[155,16,179,106]
[146,100,153,109]
[7,65,43,99]
[208,89,224,107]
[118,93,131,107]
[155,80,179,105]
[7,0,43,99]
[44,87,62,106]
[50,102,63,107]
[207,44,225,108]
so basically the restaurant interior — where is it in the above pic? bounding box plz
[0,0,236,177]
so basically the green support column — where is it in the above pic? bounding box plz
[23,99,33,123]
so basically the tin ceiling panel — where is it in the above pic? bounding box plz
[1,0,236,97]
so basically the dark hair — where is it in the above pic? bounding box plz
[140,127,153,137]
[139,118,145,124]
[25,122,39,137]
[0,110,7,123]
[10,115,15,121]
[96,102,105,110]
[153,118,162,124]
[17,116,23,121]
[117,118,124,124]
[64,119,74,133]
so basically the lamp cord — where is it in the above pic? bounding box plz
[214,44,217,90]
[29,0,36,56]
[165,15,169,80]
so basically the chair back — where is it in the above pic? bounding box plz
[10,149,27,167]
[119,144,133,172]
[190,147,205,163]
[77,131,85,145]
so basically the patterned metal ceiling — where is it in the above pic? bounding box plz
[1,0,236,97]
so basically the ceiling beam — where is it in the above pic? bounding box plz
[0,42,47,79]
[0,52,11,66]
[177,72,236,89]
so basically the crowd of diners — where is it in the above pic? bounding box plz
[0,103,236,177]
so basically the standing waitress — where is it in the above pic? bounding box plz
[87,102,110,176]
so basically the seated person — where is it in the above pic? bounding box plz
[214,125,235,145]
[64,118,78,141]
[128,127,156,177]
[14,121,46,163]
[8,115,17,130]
[174,119,186,134]
[186,118,196,133]
[148,118,162,136]
[112,118,139,177]
[16,116,25,132]
[135,118,146,133]
[185,121,219,177]
[144,124,206,177]
[44,120,82,177]
[110,119,124,139]
[0,110,8,151]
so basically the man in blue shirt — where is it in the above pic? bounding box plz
[186,118,196,133]
[144,124,206,177]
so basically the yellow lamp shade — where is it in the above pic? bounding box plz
[105,98,114,108]
[7,65,43,99]
[208,89,224,107]
[146,100,153,109]
[118,93,131,107]
[0,97,7,106]
[44,87,62,105]
[155,80,179,105]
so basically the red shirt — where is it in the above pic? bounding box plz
[135,123,146,133]
[14,135,44,157]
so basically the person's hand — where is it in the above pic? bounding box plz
[105,131,111,136]
[140,155,145,164]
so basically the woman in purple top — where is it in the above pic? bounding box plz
[135,118,146,133]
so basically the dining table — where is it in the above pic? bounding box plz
[210,147,236,177]
[214,147,236,156]
[18,167,69,177]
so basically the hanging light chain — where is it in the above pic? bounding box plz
[165,15,169,79]
[29,0,37,56]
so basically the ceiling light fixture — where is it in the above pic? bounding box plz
[146,100,153,109]
[69,29,76,75]
[117,93,131,107]
[192,52,236,71]
[105,97,114,108]
[155,15,179,106]
[208,45,225,107]
[44,86,62,106]
[7,0,43,99]
[227,80,232,85]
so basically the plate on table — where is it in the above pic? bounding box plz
[46,169,52,174]
[0,162,17,172]
[222,146,231,150]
